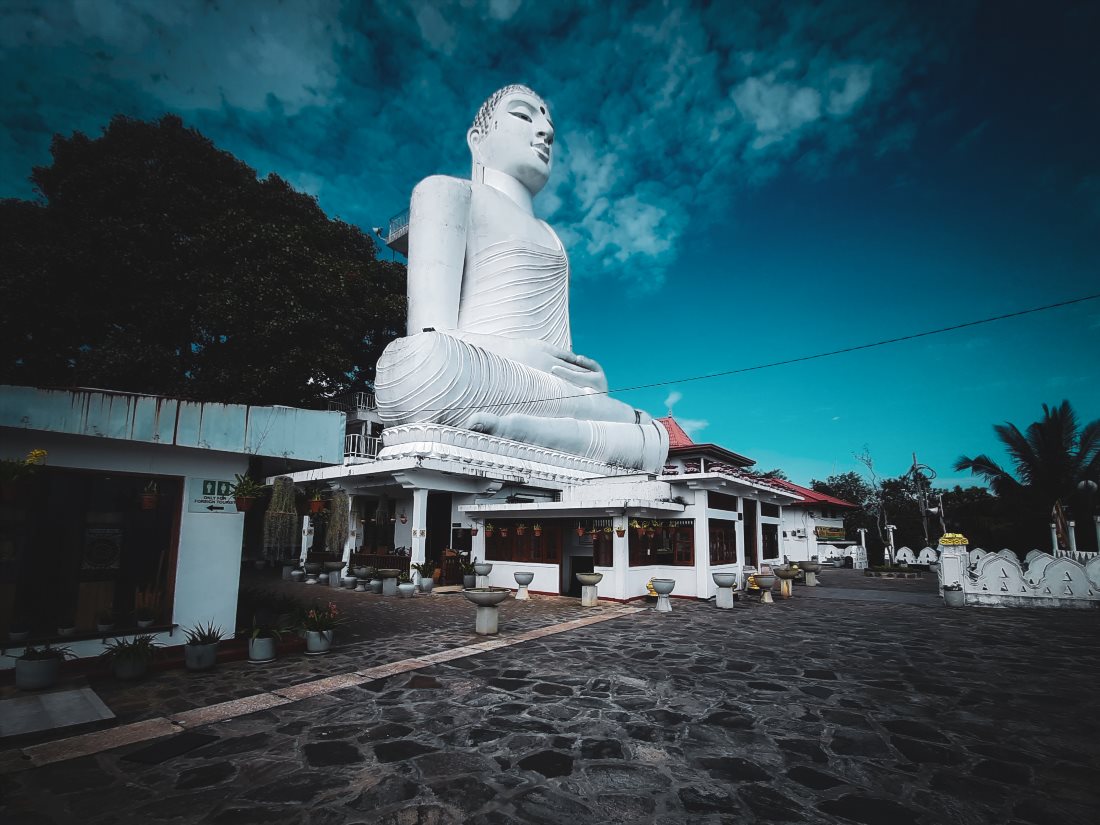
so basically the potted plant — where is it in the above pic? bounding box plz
[264,476,299,561]
[182,621,224,672]
[485,523,494,537]
[134,606,156,629]
[499,526,509,538]
[300,601,342,653]
[95,609,115,633]
[397,572,416,599]
[603,526,614,538]
[459,555,477,589]
[326,490,351,560]
[470,524,479,536]
[576,524,586,537]
[140,480,159,510]
[56,614,76,637]
[230,473,266,512]
[102,634,160,680]
[0,448,47,501]
[615,525,626,538]
[411,560,436,593]
[515,523,527,536]
[532,523,542,537]
[943,583,965,608]
[10,643,74,690]
[631,518,645,537]
[8,619,31,643]
[245,617,281,662]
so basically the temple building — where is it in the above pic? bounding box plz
[289,410,814,601]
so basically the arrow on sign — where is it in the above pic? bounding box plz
[206,505,225,512]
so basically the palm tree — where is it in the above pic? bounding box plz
[955,401,1100,548]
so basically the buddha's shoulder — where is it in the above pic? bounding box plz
[412,175,472,204]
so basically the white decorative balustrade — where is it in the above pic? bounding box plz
[937,547,1100,608]
[344,433,381,462]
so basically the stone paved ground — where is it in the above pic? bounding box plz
[2,571,1099,824]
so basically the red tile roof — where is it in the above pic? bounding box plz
[766,478,857,509]
[656,416,694,448]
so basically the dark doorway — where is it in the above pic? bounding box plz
[762,523,779,562]
[564,554,593,598]
[426,493,452,563]
[744,500,758,567]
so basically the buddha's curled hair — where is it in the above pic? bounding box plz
[471,84,544,135]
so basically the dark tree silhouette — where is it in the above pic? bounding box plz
[0,115,406,408]
[955,401,1100,550]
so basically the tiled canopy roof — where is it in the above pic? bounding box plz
[655,416,694,448]
[767,478,857,509]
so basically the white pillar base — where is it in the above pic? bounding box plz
[779,579,793,599]
[804,571,818,586]
[760,589,774,604]
[515,585,530,600]
[476,574,489,588]
[655,594,673,613]
[715,587,734,609]
[475,605,499,635]
[581,585,599,607]
[382,577,398,596]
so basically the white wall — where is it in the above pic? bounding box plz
[2,429,247,662]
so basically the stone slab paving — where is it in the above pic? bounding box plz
[2,579,1099,824]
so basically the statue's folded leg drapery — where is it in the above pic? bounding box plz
[376,332,668,471]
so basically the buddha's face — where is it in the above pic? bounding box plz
[468,90,555,194]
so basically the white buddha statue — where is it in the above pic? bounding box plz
[375,84,668,472]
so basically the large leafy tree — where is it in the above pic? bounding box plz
[955,401,1100,550]
[0,115,406,407]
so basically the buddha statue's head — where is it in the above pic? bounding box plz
[468,84,554,195]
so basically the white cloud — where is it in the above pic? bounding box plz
[664,390,683,409]
[678,418,710,437]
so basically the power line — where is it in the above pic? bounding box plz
[409,291,1100,415]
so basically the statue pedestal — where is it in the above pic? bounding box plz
[715,587,735,609]
[804,571,818,586]
[476,605,499,635]
[581,585,599,607]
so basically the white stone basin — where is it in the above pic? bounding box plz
[514,571,535,586]
[773,567,799,580]
[800,561,822,573]
[322,561,344,572]
[576,573,603,586]
[712,572,737,588]
[303,562,323,574]
[378,568,401,578]
[754,574,777,589]
[473,562,493,576]
[650,578,676,595]
[462,587,511,607]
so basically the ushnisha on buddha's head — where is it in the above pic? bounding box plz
[468,84,555,194]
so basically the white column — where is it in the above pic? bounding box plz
[735,508,746,587]
[299,515,313,565]
[612,514,629,600]
[410,487,428,570]
[1050,522,1059,554]
[341,495,354,568]
[885,524,896,564]
[1094,516,1100,554]
[1067,521,1078,554]
[694,497,710,599]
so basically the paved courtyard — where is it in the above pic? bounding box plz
[2,571,1099,824]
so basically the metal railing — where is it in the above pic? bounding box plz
[328,392,376,414]
[387,210,409,243]
[344,433,381,460]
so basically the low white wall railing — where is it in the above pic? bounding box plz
[344,433,381,460]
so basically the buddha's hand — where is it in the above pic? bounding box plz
[449,332,609,394]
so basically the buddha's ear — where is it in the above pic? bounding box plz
[466,127,482,157]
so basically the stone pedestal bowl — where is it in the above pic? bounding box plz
[473,562,493,576]
[799,561,822,574]
[377,568,401,579]
[772,567,799,580]
[712,572,738,588]
[650,578,676,596]
[576,572,604,586]
[462,587,511,607]
[513,571,535,587]
[323,561,344,573]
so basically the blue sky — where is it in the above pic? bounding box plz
[2,0,1098,488]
